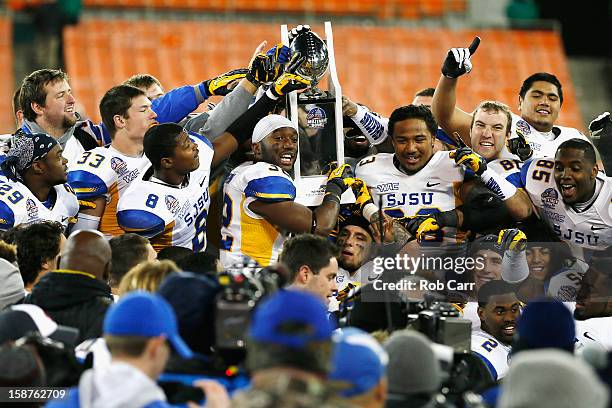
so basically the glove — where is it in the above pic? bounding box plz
[350,178,373,214]
[269,53,310,97]
[246,53,275,86]
[325,163,354,200]
[507,128,533,161]
[288,24,311,44]
[397,215,441,243]
[266,43,292,65]
[203,68,248,97]
[442,36,480,78]
[589,111,611,138]
[497,228,527,251]
[450,147,487,176]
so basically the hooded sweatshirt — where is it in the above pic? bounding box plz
[25,270,113,343]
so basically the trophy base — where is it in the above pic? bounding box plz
[297,87,336,103]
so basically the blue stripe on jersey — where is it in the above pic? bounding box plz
[506,171,522,188]
[0,200,15,231]
[188,131,213,150]
[473,351,498,381]
[519,158,534,188]
[67,170,108,200]
[436,128,459,147]
[117,209,166,238]
[245,176,296,202]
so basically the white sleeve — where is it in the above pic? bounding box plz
[71,213,101,232]
[352,105,389,145]
[501,249,530,283]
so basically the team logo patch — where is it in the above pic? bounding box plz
[306,106,327,129]
[336,275,345,284]
[557,285,577,301]
[165,195,179,214]
[516,120,531,136]
[26,199,38,219]
[110,157,128,176]
[541,188,559,209]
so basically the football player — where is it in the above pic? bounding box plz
[432,37,592,161]
[471,280,521,381]
[220,114,355,267]
[0,131,78,231]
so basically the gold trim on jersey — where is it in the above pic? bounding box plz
[254,192,294,199]
[100,182,122,236]
[151,221,176,252]
[239,194,279,267]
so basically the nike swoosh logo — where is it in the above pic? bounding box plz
[199,176,208,187]
[583,331,596,341]
[591,226,605,231]
[426,182,440,187]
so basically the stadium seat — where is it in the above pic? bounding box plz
[0,17,14,135]
[63,21,583,131]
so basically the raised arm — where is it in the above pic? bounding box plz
[432,37,481,146]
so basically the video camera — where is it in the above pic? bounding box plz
[214,257,285,363]
[406,300,471,354]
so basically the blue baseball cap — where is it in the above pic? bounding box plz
[516,298,575,351]
[330,328,388,397]
[249,290,332,348]
[103,291,193,359]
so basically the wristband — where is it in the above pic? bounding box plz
[265,88,280,100]
[480,168,518,201]
[352,104,387,145]
[362,203,378,222]
[501,249,529,283]
[322,192,341,206]
[197,82,209,101]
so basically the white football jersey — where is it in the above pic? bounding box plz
[355,152,466,245]
[487,157,523,184]
[545,259,589,301]
[471,329,511,381]
[116,134,214,252]
[0,181,78,231]
[220,161,296,268]
[67,146,150,237]
[501,113,591,160]
[575,316,612,351]
[516,158,612,258]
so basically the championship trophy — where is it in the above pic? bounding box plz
[281,22,352,206]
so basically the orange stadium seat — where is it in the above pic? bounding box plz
[63,21,583,131]
[80,0,460,17]
[0,18,14,135]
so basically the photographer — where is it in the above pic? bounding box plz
[48,292,229,408]
[232,290,345,408]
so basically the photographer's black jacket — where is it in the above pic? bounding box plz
[26,270,113,343]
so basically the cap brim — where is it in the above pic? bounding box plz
[168,333,194,360]
[48,325,80,347]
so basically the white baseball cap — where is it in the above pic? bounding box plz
[0,304,79,346]
[252,114,297,143]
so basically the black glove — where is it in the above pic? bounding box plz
[288,24,311,44]
[203,68,248,96]
[268,53,310,97]
[246,53,275,86]
[325,163,354,203]
[589,111,611,138]
[449,147,487,176]
[442,36,480,78]
[507,128,533,161]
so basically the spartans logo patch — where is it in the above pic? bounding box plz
[26,199,38,219]
[165,195,179,214]
[306,106,327,129]
[110,157,128,176]
[516,119,531,136]
[541,188,559,209]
